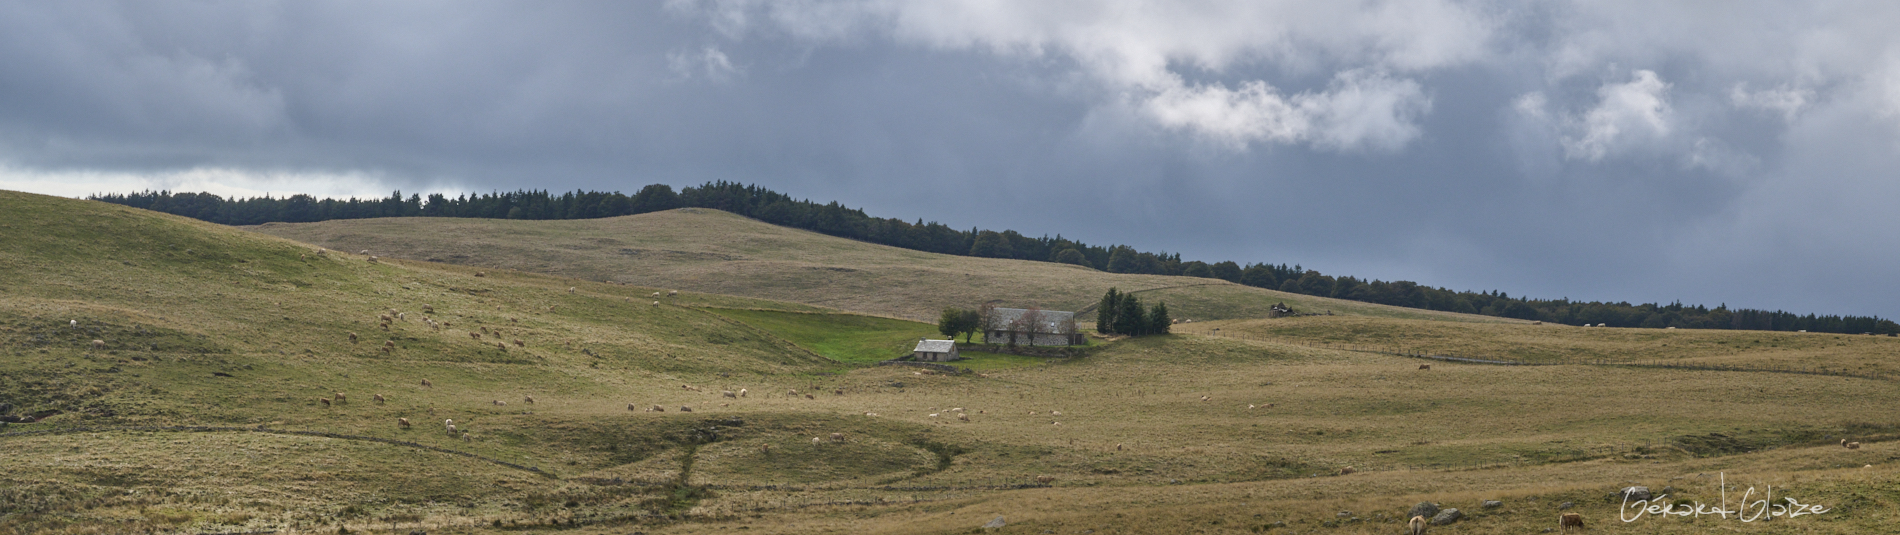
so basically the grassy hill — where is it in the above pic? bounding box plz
[246,208,1518,325]
[6,190,1900,534]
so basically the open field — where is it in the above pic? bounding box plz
[246,209,1521,324]
[5,190,1900,534]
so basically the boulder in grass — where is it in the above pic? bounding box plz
[1430,508,1462,526]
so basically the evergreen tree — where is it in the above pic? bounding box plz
[1149,302,1171,335]
[1096,288,1121,334]
[1114,295,1148,336]
[1052,248,1092,268]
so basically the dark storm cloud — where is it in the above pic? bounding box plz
[2,1,1897,317]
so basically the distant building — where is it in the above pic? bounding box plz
[912,339,960,362]
[983,307,1085,346]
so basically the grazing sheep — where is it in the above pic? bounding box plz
[722,390,737,398]
[70,319,77,328]
[834,389,844,396]
[334,393,347,404]
[1847,441,1862,449]
[384,340,395,349]
[316,248,327,255]
[1116,443,1123,451]
[1338,466,1355,475]
[373,394,386,404]
[788,389,797,395]
[680,406,693,412]
[1409,515,1429,535]
[367,256,379,263]
[319,398,331,407]
[1200,395,1210,402]
[652,301,660,306]
[469,332,482,340]
[1418,364,1431,370]
[1051,410,1061,416]
[1034,475,1055,484]
[650,405,665,412]
[760,443,771,454]
[929,413,940,418]
[446,424,458,435]
[651,292,662,297]
[1559,512,1584,532]
[475,271,486,277]
[668,290,678,297]
[830,433,845,443]
[421,378,433,388]
[523,395,535,405]
[513,339,525,347]
[348,332,359,343]
[957,413,970,422]
[568,287,576,293]
[444,419,454,429]
[864,412,878,417]
[422,304,434,313]
[398,417,411,429]
[462,432,471,443]
[359,250,370,255]
[91,339,104,350]
[738,388,748,397]
[812,437,822,445]
[495,342,507,350]
[493,400,506,406]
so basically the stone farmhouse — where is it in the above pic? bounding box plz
[983,307,1085,346]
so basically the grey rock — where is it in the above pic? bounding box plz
[1407,502,1440,520]
[1482,500,1503,508]
[1558,501,1575,510]
[0,402,12,414]
[1429,508,1462,526]
[983,516,1006,529]
[1620,486,1651,502]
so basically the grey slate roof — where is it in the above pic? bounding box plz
[985,308,1076,331]
[914,339,957,353]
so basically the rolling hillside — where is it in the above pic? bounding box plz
[7,190,1900,535]
[246,208,1521,325]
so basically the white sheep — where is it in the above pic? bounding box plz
[651,291,662,297]
[397,418,411,429]
[568,287,576,293]
[493,400,506,406]
[722,390,737,398]
[738,388,748,397]
[958,413,971,422]
[811,437,822,445]
[444,419,454,429]
[91,339,105,350]
[446,424,458,435]
[523,395,535,405]
[830,433,845,443]
[69,319,77,328]
[373,394,386,404]
[668,290,678,297]
[652,301,660,306]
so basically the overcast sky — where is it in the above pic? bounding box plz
[4,1,1899,318]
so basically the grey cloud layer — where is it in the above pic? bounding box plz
[2,1,1897,317]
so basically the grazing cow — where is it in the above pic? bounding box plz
[1559,512,1584,532]
[398,418,411,429]
[1408,515,1429,535]
[1418,364,1431,370]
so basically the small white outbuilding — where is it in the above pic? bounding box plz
[911,339,960,362]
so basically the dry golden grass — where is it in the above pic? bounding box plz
[246,208,1516,324]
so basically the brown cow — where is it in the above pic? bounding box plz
[1408,515,1429,535]
[1559,512,1584,532]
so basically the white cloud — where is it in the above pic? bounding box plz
[1730,82,1814,122]
[1561,69,1672,161]
[668,47,743,82]
[671,0,1488,152]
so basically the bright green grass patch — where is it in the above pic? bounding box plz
[702,308,938,364]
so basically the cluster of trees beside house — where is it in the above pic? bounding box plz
[1096,289,1170,337]
[936,308,982,343]
[93,182,1899,335]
